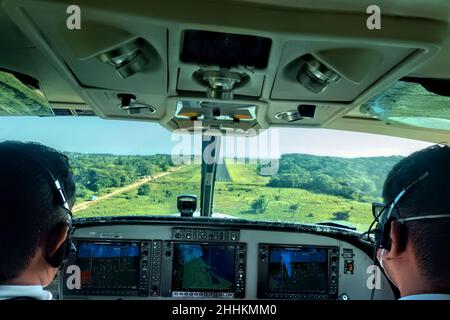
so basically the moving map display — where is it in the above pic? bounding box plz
[268,247,328,293]
[172,244,236,291]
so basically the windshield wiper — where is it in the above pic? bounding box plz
[316,221,357,231]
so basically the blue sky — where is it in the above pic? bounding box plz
[0,116,432,157]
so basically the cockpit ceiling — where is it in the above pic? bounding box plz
[1,0,450,142]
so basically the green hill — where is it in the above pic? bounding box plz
[264,154,403,203]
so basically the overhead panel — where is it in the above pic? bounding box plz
[2,0,448,137]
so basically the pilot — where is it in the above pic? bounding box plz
[375,144,450,300]
[0,141,76,300]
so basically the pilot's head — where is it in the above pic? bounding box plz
[377,144,450,297]
[0,141,76,287]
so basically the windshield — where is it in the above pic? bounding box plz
[0,116,432,230]
[212,129,432,231]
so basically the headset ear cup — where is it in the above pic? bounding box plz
[45,222,71,268]
[47,240,68,268]
[397,223,408,252]
[381,218,393,251]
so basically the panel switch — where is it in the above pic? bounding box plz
[344,260,354,274]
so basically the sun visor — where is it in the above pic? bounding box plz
[0,70,54,116]
[360,81,450,131]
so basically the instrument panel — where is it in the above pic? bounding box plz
[59,219,396,300]
[257,245,339,300]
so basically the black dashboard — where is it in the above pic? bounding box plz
[57,217,396,300]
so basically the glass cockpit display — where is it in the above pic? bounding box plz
[76,241,140,290]
[268,247,328,294]
[172,244,236,292]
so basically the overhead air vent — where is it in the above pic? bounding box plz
[98,38,151,79]
[296,55,341,94]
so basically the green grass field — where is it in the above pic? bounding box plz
[74,163,373,231]
[225,161,270,185]
[74,165,201,217]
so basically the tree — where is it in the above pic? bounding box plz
[289,204,299,215]
[160,163,170,172]
[109,175,121,188]
[332,211,350,221]
[250,196,269,214]
[135,160,152,176]
[85,169,100,192]
[264,153,402,203]
[119,175,129,187]
[137,183,151,196]
[76,186,88,199]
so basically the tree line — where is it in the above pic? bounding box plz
[261,153,402,203]
[67,153,175,199]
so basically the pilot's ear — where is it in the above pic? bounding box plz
[389,220,407,256]
[46,223,69,261]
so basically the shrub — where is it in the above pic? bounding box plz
[289,204,299,214]
[164,189,173,197]
[250,196,269,214]
[332,211,350,221]
[137,183,151,196]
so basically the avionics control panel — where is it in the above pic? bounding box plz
[162,228,246,298]
[63,240,150,297]
[63,228,246,299]
[257,244,339,300]
[60,221,395,300]
[173,228,240,242]
[160,241,246,298]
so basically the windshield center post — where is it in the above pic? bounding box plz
[200,133,222,217]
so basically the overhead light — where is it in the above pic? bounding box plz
[193,69,250,100]
[98,39,148,79]
[175,100,257,123]
[233,113,253,120]
[297,55,341,93]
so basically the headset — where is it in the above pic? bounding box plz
[1,142,76,269]
[369,171,450,250]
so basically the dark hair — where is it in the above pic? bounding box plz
[382,144,450,287]
[0,141,76,282]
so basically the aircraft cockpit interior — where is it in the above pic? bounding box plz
[1,0,450,306]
